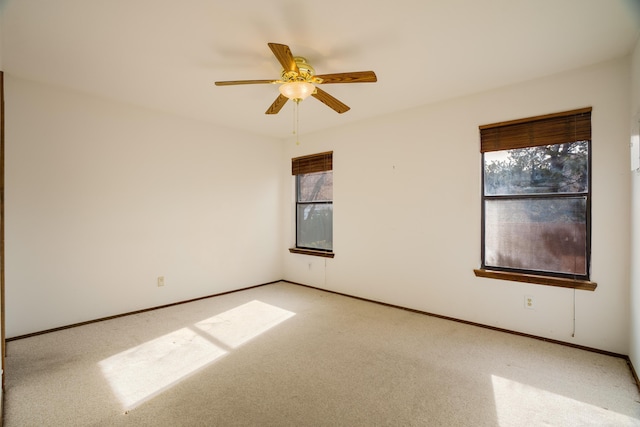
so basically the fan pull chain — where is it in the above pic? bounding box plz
[293,99,301,145]
[292,99,297,136]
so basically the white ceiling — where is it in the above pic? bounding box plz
[1,0,639,139]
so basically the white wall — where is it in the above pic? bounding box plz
[630,36,640,371]
[283,57,632,354]
[5,76,283,337]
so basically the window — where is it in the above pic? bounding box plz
[290,152,334,257]
[475,108,596,290]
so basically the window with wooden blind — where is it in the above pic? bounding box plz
[474,108,596,290]
[289,152,334,258]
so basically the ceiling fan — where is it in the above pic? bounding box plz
[215,43,377,115]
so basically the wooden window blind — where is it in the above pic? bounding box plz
[291,151,333,175]
[479,107,592,153]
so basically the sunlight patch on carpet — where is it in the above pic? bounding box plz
[193,299,296,347]
[491,375,639,426]
[99,300,295,410]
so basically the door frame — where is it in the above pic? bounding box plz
[1,70,6,393]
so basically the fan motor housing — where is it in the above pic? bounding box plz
[282,57,316,82]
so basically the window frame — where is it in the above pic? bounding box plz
[474,108,597,291]
[289,152,335,258]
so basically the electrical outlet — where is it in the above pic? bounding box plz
[157,276,165,287]
[525,295,535,310]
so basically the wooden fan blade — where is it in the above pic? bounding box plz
[215,79,278,86]
[268,43,299,74]
[265,94,289,114]
[315,71,377,84]
[312,87,350,114]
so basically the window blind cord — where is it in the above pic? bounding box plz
[572,288,576,338]
[324,258,327,288]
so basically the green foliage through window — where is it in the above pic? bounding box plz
[484,142,588,196]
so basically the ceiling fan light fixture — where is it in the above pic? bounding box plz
[215,43,376,116]
[279,81,315,101]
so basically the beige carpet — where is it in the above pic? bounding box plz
[4,281,640,426]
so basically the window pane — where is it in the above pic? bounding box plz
[297,203,333,251]
[484,142,588,196]
[484,197,587,276]
[298,172,333,202]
